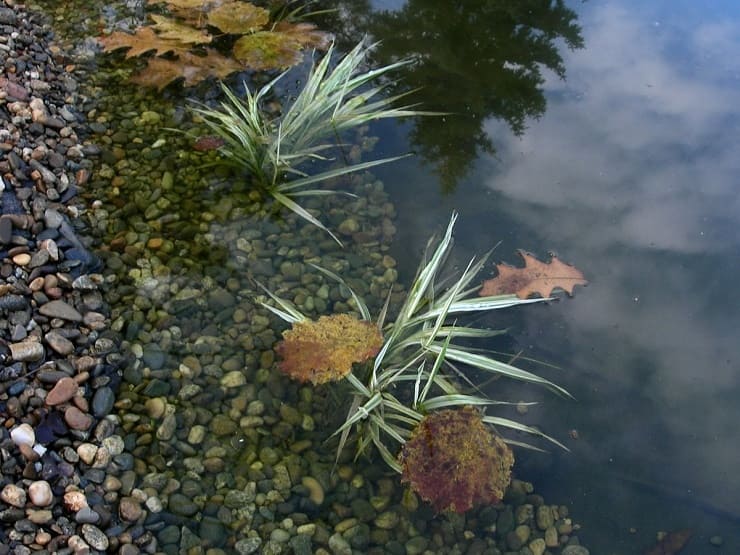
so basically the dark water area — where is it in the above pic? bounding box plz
[358,0,740,551]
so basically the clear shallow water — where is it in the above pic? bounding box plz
[363,0,740,551]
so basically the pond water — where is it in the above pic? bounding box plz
[31,0,740,553]
[366,0,740,552]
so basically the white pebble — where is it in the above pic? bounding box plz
[28,481,53,507]
[11,423,35,448]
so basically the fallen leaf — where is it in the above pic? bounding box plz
[273,21,333,50]
[479,250,587,299]
[129,49,243,89]
[98,26,189,58]
[233,31,303,70]
[150,14,213,44]
[644,529,692,555]
[207,2,269,34]
[276,314,384,385]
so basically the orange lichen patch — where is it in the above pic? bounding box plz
[399,407,514,513]
[276,314,383,385]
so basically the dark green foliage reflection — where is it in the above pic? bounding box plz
[367,0,584,193]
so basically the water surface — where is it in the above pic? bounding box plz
[365,0,740,551]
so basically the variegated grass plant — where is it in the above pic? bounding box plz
[259,213,570,472]
[191,39,428,244]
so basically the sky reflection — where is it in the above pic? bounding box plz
[479,0,740,538]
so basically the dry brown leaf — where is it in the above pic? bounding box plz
[273,21,333,50]
[98,26,189,57]
[276,314,384,385]
[479,250,587,299]
[644,529,692,555]
[207,2,269,34]
[129,49,242,89]
[149,14,212,44]
[233,31,303,70]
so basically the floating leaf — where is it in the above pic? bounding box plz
[207,2,270,35]
[130,49,242,89]
[479,250,587,299]
[233,31,303,70]
[98,26,189,58]
[150,14,212,44]
[273,21,333,50]
[399,407,514,513]
[276,314,384,385]
[644,529,692,555]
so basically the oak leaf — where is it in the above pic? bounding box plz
[149,14,213,44]
[479,250,587,299]
[98,26,189,58]
[129,49,242,89]
[233,31,304,70]
[207,2,269,34]
[276,314,384,385]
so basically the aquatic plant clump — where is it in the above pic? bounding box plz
[262,213,571,477]
[399,407,514,513]
[276,313,383,384]
[191,39,431,243]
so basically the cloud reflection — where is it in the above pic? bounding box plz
[481,1,740,521]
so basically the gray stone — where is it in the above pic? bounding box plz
[168,493,199,517]
[142,344,166,369]
[562,546,590,555]
[0,7,17,25]
[75,507,100,524]
[234,537,262,555]
[43,208,63,229]
[39,300,82,322]
[289,534,312,555]
[81,524,109,550]
[328,533,352,555]
[0,216,12,244]
[45,331,75,355]
[199,516,226,545]
[92,386,115,417]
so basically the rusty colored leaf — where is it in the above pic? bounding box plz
[129,49,242,89]
[233,31,304,70]
[399,407,514,513]
[644,529,692,555]
[98,26,189,58]
[207,2,269,34]
[149,14,213,44]
[479,250,587,299]
[276,314,383,385]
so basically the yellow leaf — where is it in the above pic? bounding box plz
[98,26,189,58]
[207,2,269,34]
[233,31,303,70]
[149,14,213,44]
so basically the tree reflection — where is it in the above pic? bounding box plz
[366,1,584,193]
